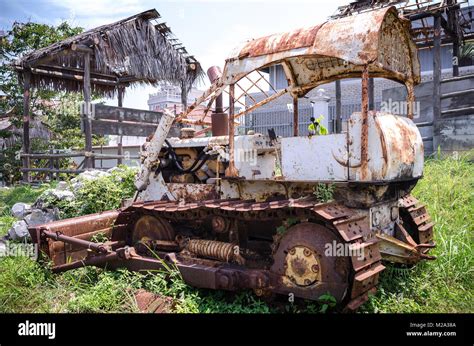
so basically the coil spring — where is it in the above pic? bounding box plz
[186,239,243,264]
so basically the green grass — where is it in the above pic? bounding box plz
[361,155,474,313]
[0,156,472,313]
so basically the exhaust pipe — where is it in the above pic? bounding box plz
[207,66,228,136]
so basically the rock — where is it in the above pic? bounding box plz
[56,181,69,191]
[33,189,75,209]
[70,181,83,193]
[70,169,110,192]
[24,209,56,227]
[0,239,6,256]
[107,167,122,174]
[11,202,32,219]
[134,289,174,313]
[7,220,29,241]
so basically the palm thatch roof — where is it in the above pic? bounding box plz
[14,9,203,98]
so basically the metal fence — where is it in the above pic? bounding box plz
[241,102,381,137]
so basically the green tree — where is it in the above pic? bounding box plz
[0,21,105,183]
[0,22,84,125]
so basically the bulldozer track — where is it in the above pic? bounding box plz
[117,197,386,309]
[400,194,435,250]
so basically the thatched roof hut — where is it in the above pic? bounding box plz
[14,9,203,181]
[13,9,203,98]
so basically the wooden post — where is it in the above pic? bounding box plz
[49,148,54,181]
[433,14,442,153]
[181,81,187,112]
[452,38,460,77]
[335,80,342,133]
[22,70,31,183]
[292,96,299,136]
[447,1,460,77]
[225,84,238,177]
[117,86,124,165]
[82,51,93,169]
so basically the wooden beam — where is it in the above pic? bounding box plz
[91,120,159,137]
[446,1,460,77]
[22,70,31,183]
[93,104,163,123]
[21,152,88,159]
[21,168,87,174]
[117,86,124,165]
[37,64,118,82]
[71,43,94,53]
[29,66,119,87]
[433,14,442,153]
[83,52,94,169]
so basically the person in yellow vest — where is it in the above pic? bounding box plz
[308,115,328,136]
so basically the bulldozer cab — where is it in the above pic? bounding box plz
[177,6,423,186]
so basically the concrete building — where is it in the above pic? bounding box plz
[148,85,202,114]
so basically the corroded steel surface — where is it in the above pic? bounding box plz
[223,6,420,93]
[27,193,438,309]
[400,194,435,247]
[238,25,323,58]
[181,5,420,129]
[124,198,385,308]
[348,112,424,181]
[30,198,384,309]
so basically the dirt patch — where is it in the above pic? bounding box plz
[134,289,175,313]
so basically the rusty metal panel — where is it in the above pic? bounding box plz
[167,183,219,202]
[349,112,424,181]
[238,25,323,58]
[281,134,348,181]
[223,6,419,91]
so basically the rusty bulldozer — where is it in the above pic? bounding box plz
[29,7,435,311]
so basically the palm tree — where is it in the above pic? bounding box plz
[460,41,474,60]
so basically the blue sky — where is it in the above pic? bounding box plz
[0,0,348,108]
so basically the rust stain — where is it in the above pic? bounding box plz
[239,25,323,58]
[360,66,369,180]
[168,183,219,202]
[373,114,388,178]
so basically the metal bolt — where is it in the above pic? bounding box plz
[304,279,312,285]
[289,248,296,255]
[311,264,319,273]
[303,248,312,257]
[218,275,229,288]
